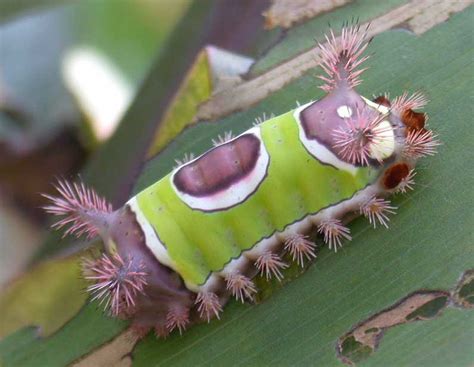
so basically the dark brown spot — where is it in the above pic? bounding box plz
[173,134,261,197]
[383,163,410,189]
[372,95,391,107]
[401,109,426,131]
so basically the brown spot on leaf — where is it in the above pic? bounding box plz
[383,163,410,190]
[336,290,449,365]
[72,328,138,367]
[173,133,261,197]
[263,0,350,29]
[336,270,474,365]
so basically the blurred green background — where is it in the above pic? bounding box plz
[0,0,189,287]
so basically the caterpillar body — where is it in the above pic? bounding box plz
[44,25,438,337]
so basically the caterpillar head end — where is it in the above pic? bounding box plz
[303,23,439,185]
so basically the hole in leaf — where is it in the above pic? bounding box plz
[453,269,474,308]
[406,296,448,321]
[336,290,451,365]
[459,279,474,305]
[339,335,373,364]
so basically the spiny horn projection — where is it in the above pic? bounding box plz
[317,23,371,92]
[392,91,428,114]
[166,305,190,335]
[42,179,113,239]
[225,273,257,302]
[403,129,440,159]
[391,91,429,131]
[395,169,416,194]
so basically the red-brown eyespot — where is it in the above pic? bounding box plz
[401,109,426,131]
[382,163,410,190]
[372,95,391,107]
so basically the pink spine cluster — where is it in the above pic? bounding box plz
[403,129,440,159]
[83,253,147,316]
[42,179,112,239]
[392,91,428,113]
[318,24,370,92]
[332,108,390,165]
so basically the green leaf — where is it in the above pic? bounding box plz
[250,0,409,76]
[1,3,472,366]
[0,1,220,366]
[146,46,253,158]
[0,304,127,367]
[131,6,474,366]
[0,256,87,339]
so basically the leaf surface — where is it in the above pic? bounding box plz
[132,6,474,367]
[0,256,87,339]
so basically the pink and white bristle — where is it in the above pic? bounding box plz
[317,23,371,92]
[82,253,148,317]
[42,179,113,239]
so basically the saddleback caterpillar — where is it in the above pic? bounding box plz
[44,24,439,338]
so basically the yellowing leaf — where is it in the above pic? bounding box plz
[147,46,253,158]
[0,256,87,338]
